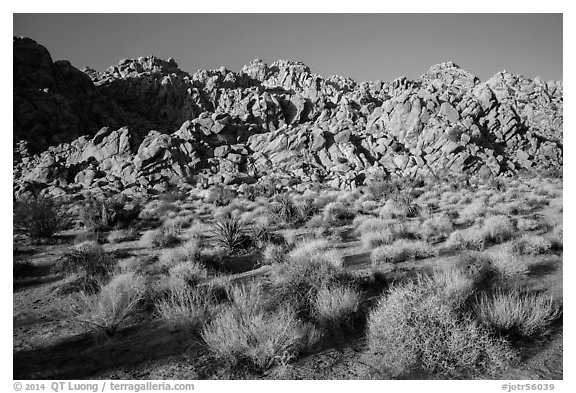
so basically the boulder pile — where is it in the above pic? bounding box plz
[13,37,562,198]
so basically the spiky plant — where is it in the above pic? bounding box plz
[271,194,301,224]
[210,213,250,253]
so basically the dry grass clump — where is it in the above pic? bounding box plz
[62,272,146,337]
[313,284,360,329]
[378,200,408,219]
[547,225,563,250]
[156,283,218,331]
[168,261,209,287]
[361,229,396,248]
[482,215,516,243]
[157,239,200,270]
[201,282,315,371]
[354,216,395,234]
[107,228,139,244]
[367,276,515,378]
[510,235,553,256]
[487,249,530,281]
[185,221,209,241]
[162,215,194,230]
[516,217,543,232]
[371,239,436,266]
[476,289,561,338]
[273,245,348,320]
[117,256,147,274]
[524,195,550,210]
[140,225,180,248]
[446,226,489,251]
[261,244,287,265]
[419,213,454,242]
[493,200,525,216]
[359,200,379,213]
[59,241,116,291]
[457,198,489,224]
[267,194,317,226]
[289,238,333,264]
[357,218,418,248]
[322,201,355,223]
[447,215,516,251]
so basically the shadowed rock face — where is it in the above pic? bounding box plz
[13,37,562,198]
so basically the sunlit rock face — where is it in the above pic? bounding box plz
[13,38,562,197]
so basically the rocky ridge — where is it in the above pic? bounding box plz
[13,37,563,198]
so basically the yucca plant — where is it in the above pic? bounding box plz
[394,193,420,218]
[210,212,251,253]
[271,194,301,224]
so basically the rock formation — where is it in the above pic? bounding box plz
[13,37,563,198]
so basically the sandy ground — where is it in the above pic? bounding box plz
[13,186,563,380]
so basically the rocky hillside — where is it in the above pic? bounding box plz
[13,37,563,198]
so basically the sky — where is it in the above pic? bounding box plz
[13,14,563,83]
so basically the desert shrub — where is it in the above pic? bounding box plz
[516,217,543,232]
[201,282,315,371]
[360,199,379,213]
[79,196,140,233]
[117,256,146,274]
[139,226,180,249]
[476,289,561,339]
[107,228,139,244]
[419,213,454,242]
[268,195,301,225]
[367,276,515,378]
[288,238,330,262]
[312,190,340,210]
[510,235,552,255]
[157,239,200,270]
[261,243,287,266]
[163,215,194,230]
[371,239,436,265]
[494,200,525,216]
[524,195,550,210]
[13,195,67,239]
[210,213,252,253]
[156,283,218,331]
[447,216,515,251]
[168,261,209,287]
[367,175,404,200]
[322,202,355,223]
[378,200,407,219]
[547,225,563,251]
[446,226,488,251]
[64,272,146,337]
[249,221,284,249]
[452,252,508,294]
[206,185,237,207]
[355,217,394,233]
[487,249,529,281]
[457,198,489,224]
[313,284,360,329]
[59,241,116,291]
[394,193,421,218]
[186,221,209,241]
[430,266,478,309]
[361,229,396,248]
[482,215,515,243]
[274,249,348,319]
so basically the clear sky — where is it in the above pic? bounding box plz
[13,14,563,83]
